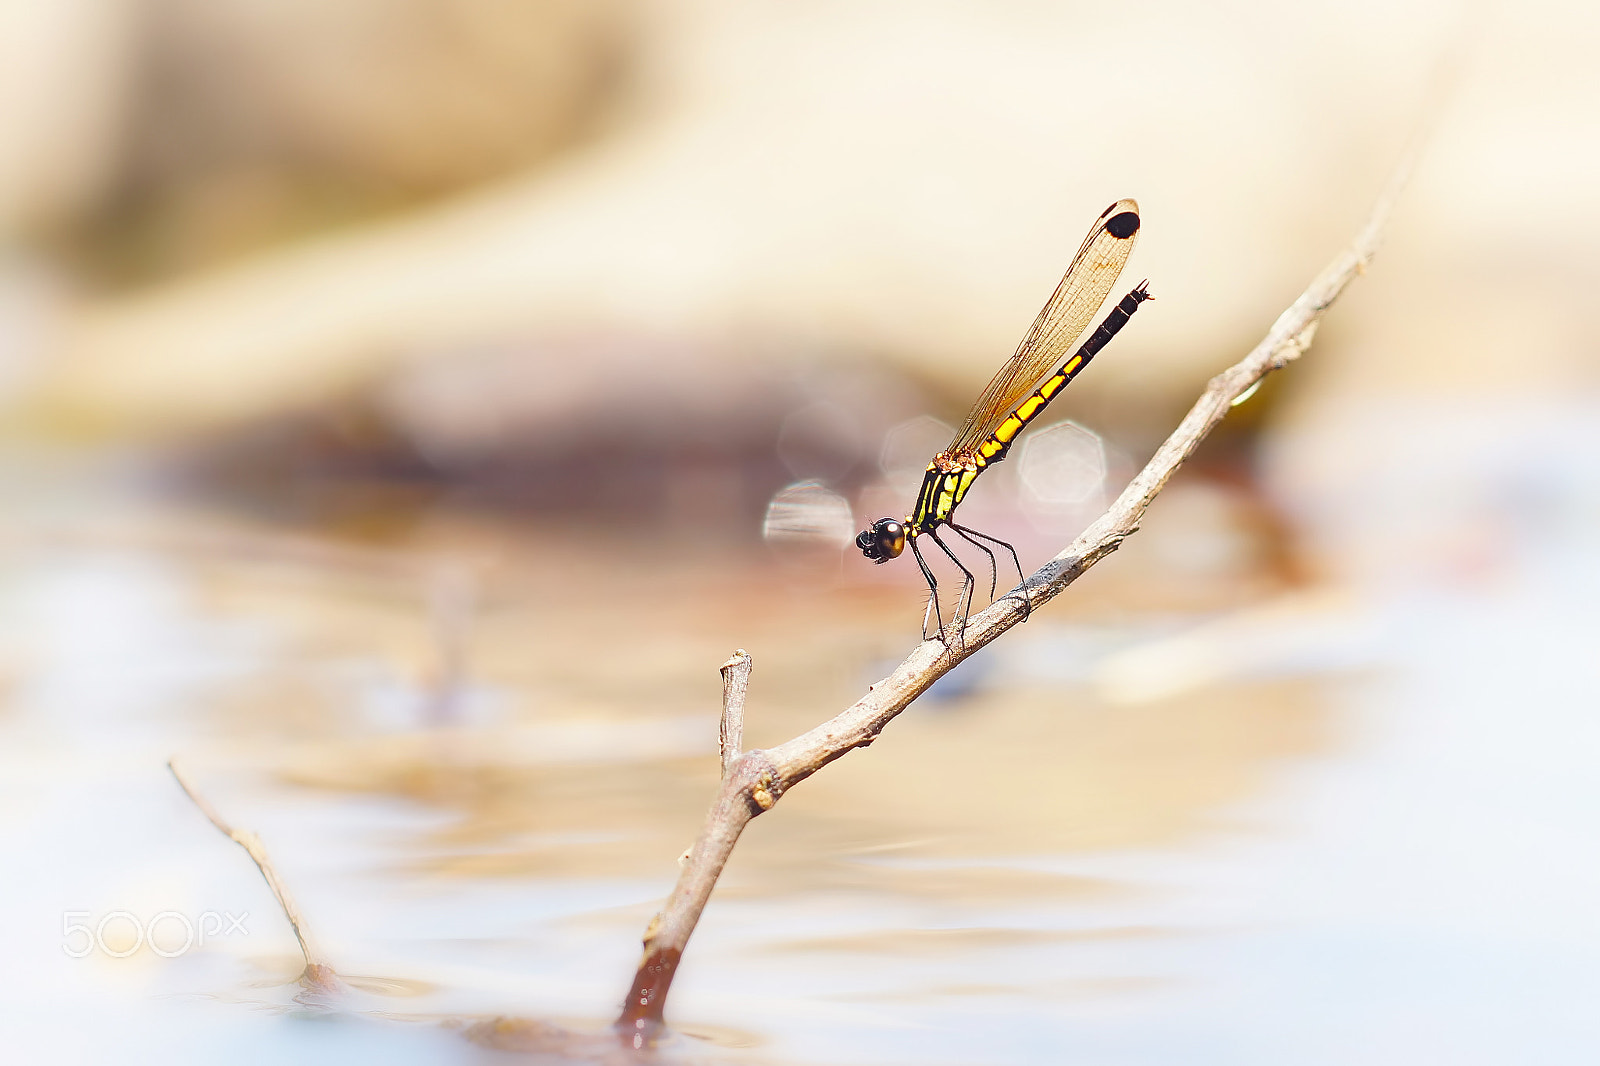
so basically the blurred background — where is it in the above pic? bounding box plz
[2,0,1598,1062]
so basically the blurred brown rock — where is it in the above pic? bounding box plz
[136,0,630,194]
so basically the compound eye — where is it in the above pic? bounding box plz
[876,519,906,560]
[857,518,905,562]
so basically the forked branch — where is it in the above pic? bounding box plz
[617,149,1416,1038]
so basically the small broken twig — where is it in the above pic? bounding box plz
[168,759,343,996]
[617,147,1419,1037]
[718,649,752,773]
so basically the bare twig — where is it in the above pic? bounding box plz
[168,759,343,996]
[718,649,752,773]
[616,149,1417,1036]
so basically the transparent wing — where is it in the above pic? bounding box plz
[949,198,1140,455]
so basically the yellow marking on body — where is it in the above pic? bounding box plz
[1061,354,1083,378]
[980,439,1003,459]
[993,415,1025,444]
[1016,396,1044,422]
[956,469,978,501]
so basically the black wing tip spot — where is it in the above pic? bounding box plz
[1106,211,1140,240]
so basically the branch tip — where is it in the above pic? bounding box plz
[718,649,753,773]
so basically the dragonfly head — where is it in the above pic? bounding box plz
[856,518,906,563]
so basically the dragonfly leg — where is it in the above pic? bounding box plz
[908,536,945,640]
[948,522,1030,623]
[925,527,976,644]
[947,524,1000,602]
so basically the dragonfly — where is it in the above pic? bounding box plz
[856,198,1152,640]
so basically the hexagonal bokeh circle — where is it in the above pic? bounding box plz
[1018,420,1106,505]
